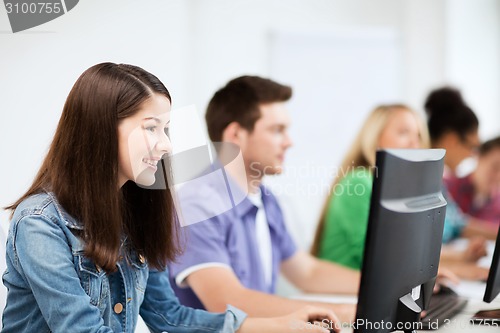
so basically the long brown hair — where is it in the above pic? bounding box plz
[6,63,180,271]
[310,104,430,256]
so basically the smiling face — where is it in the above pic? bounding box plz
[117,94,172,187]
[378,108,422,149]
[455,130,481,163]
[437,129,480,173]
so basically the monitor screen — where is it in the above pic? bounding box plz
[354,149,447,333]
[483,224,500,303]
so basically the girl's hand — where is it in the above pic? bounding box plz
[238,305,342,333]
[283,305,341,333]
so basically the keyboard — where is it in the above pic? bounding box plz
[420,286,468,330]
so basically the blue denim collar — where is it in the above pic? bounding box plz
[45,191,84,231]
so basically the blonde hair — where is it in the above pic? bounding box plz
[311,104,430,256]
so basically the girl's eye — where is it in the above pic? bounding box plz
[164,128,170,137]
[146,126,156,132]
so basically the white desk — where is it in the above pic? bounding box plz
[134,280,498,332]
[295,280,500,332]
[433,240,499,332]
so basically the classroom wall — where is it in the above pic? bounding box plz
[445,0,500,139]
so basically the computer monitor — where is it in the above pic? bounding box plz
[468,224,500,324]
[483,224,500,303]
[354,149,447,333]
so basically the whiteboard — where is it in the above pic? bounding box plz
[265,28,402,250]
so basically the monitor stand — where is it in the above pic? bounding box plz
[397,293,422,333]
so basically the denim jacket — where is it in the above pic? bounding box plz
[2,192,246,332]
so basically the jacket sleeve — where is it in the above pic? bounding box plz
[140,267,247,333]
[6,214,113,333]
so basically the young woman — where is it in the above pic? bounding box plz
[425,87,481,176]
[424,86,482,241]
[424,86,489,280]
[2,63,337,333]
[311,104,429,270]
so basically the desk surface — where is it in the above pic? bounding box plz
[296,280,500,332]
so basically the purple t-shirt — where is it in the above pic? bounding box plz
[168,173,297,310]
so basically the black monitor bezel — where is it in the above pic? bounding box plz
[354,149,447,333]
[483,224,500,303]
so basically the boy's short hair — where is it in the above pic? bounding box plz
[205,76,292,142]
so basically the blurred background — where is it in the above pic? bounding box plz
[1,0,499,252]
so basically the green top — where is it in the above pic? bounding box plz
[318,168,373,270]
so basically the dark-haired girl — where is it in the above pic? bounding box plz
[425,86,489,280]
[2,63,336,333]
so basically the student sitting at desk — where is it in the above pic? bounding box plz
[169,76,359,322]
[311,103,487,281]
[1,63,337,333]
[424,86,490,242]
[423,87,490,280]
[311,104,429,269]
[445,136,500,236]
